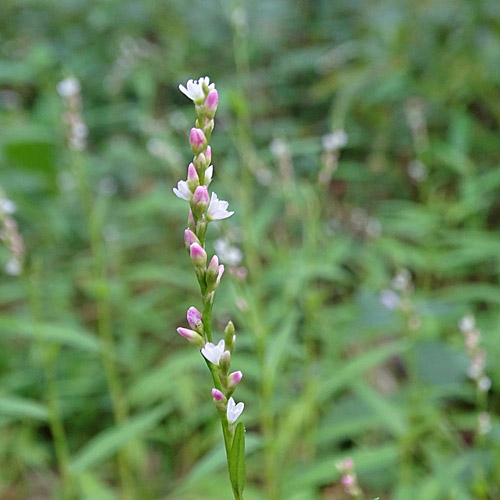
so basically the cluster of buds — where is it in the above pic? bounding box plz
[336,457,362,497]
[0,189,24,276]
[174,77,244,426]
[380,269,421,331]
[57,76,88,151]
[459,315,491,393]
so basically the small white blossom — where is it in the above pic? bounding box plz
[214,238,243,266]
[226,396,244,424]
[322,130,348,152]
[57,77,81,98]
[201,340,225,365]
[380,289,400,310]
[459,315,475,333]
[0,199,16,214]
[179,76,214,102]
[207,193,234,220]
[173,180,191,201]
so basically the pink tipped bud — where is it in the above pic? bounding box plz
[228,371,243,388]
[190,128,207,154]
[343,458,354,471]
[341,474,355,487]
[206,145,212,161]
[216,265,225,285]
[192,185,210,214]
[207,255,219,275]
[187,306,203,331]
[187,163,199,190]
[177,327,203,346]
[205,89,218,117]
[212,388,225,402]
[190,242,207,268]
[188,210,195,232]
[184,228,200,249]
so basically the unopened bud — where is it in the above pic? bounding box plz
[187,163,199,191]
[190,128,207,154]
[204,89,218,118]
[227,371,242,390]
[192,185,210,215]
[190,243,207,269]
[206,145,212,161]
[188,210,196,232]
[212,388,226,402]
[184,228,200,249]
[203,119,214,137]
[177,327,204,347]
[219,350,231,375]
[187,306,203,332]
[224,321,235,351]
[205,165,213,185]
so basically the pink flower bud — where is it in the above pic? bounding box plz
[187,163,199,190]
[177,327,203,346]
[206,145,212,161]
[190,128,207,154]
[187,306,203,330]
[184,228,200,248]
[193,185,209,213]
[207,255,219,276]
[216,264,225,286]
[190,242,207,268]
[228,371,243,388]
[212,388,225,401]
[205,89,218,117]
[188,210,195,231]
[341,474,355,487]
[343,458,354,470]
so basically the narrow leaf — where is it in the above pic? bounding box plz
[229,422,246,498]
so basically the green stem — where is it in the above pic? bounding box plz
[71,151,135,500]
[27,261,74,500]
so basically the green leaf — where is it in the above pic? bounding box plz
[228,422,246,498]
[0,395,48,421]
[70,402,172,473]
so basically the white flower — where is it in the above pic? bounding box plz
[201,340,225,365]
[173,180,191,201]
[0,199,16,214]
[214,238,243,266]
[322,130,348,152]
[57,77,81,98]
[178,76,214,102]
[207,192,234,220]
[226,397,244,424]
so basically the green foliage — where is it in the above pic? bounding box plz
[0,0,499,499]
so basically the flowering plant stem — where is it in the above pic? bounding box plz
[175,77,245,500]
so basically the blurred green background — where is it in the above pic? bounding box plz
[1,0,499,499]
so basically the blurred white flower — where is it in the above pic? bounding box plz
[380,289,400,310]
[214,238,242,266]
[57,77,81,98]
[322,130,348,152]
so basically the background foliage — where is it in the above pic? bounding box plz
[1,0,499,499]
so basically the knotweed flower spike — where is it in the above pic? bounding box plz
[174,77,246,499]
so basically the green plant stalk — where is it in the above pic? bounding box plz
[228,9,278,499]
[71,151,135,500]
[27,260,74,500]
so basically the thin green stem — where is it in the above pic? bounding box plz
[71,151,135,500]
[27,261,74,500]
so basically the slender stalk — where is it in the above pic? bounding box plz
[27,260,74,500]
[71,150,135,500]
